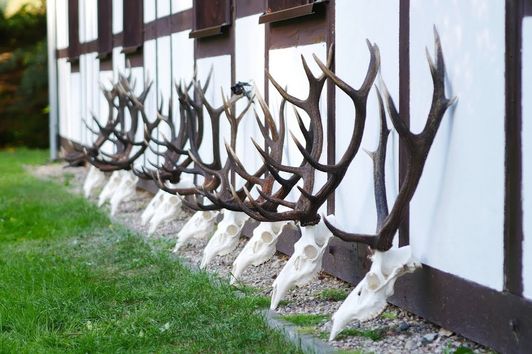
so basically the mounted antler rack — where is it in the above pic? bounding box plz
[324,29,456,251]
[228,43,380,227]
[86,73,161,172]
[133,73,210,184]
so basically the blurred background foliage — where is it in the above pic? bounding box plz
[0,0,48,148]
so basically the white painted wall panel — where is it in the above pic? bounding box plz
[143,39,158,169]
[522,18,532,300]
[172,0,192,13]
[69,72,82,143]
[87,0,98,41]
[171,31,194,84]
[56,0,68,49]
[334,0,399,236]
[79,55,87,144]
[112,0,122,34]
[158,0,171,17]
[269,43,327,210]
[157,35,172,165]
[234,14,265,188]
[144,0,156,23]
[112,47,126,81]
[170,30,194,158]
[130,66,146,169]
[410,0,505,290]
[196,55,232,167]
[57,59,70,139]
[98,70,115,155]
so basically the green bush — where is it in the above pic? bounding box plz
[0,0,48,148]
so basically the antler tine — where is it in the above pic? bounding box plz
[369,87,391,228]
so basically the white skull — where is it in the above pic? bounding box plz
[270,216,335,310]
[230,221,293,285]
[328,246,420,341]
[98,170,123,207]
[141,189,166,226]
[200,211,250,269]
[83,165,106,198]
[172,210,218,253]
[148,192,182,234]
[109,171,138,216]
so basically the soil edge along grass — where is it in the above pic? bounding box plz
[0,149,301,353]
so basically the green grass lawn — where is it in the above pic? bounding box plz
[0,149,300,353]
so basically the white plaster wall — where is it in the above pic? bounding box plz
[98,69,115,155]
[269,43,327,209]
[143,39,158,169]
[112,0,122,34]
[157,35,172,153]
[69,72,82,143]
[112,47,126,81]
[172,0,192,13]
[81,0,97,41]
[129,66,145,169]
[196,55,232,167]
[56,0,68,49]
[522,18,532,300]
[57,59,70,139]
[333,0,399,236]
[409,0,505,290]
[158,0,171,17]
[171,29,194,143]
[79,54,90,144]
[234,14,265,188]
[144,0,156,23]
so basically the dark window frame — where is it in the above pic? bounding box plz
[189,0,232,39]
[259,0,327,24]
[97,0,113,59]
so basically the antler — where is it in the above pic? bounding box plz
[235,42,380,226]
[87,73,162,172]
[324,28,456,251]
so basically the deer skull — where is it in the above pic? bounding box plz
[200,210,250,269]
[172,210,219,253]
[83,165,106,198]
[270,216,335,310]
[230,221,293,285]
[141,189,166,225]
[98,170,123,207]
[109,171,138,216]
[329,246,420,341]
[148,192,182,235]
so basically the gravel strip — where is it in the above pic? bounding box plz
[30,164,495,354]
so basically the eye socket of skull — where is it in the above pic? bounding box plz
[366,272,381,291]
[314,233,329,248]
[302,244,319,260]
[169,195,179,205]
[201,211,212,220]
[260,231,274,244]
[225,224,239,236]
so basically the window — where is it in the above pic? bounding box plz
[122,0,143,53]
[189,0,231,39]
[260,0,326,24]
[97,0,113,58]
[67,0,80,60]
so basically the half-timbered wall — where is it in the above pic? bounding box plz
[49,0,532,351]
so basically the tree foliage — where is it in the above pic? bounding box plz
[0,0,48,148]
